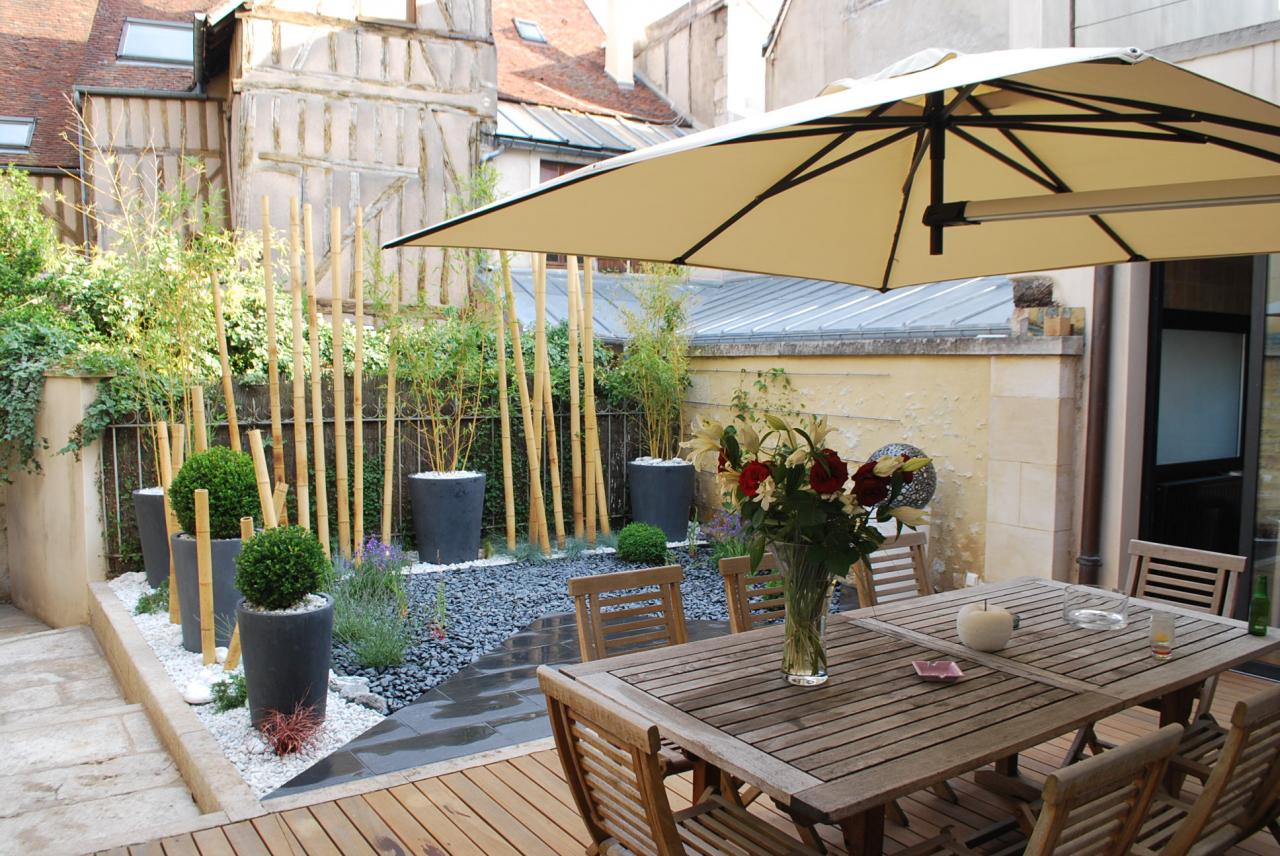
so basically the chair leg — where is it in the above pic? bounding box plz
[888,798,910,827]
[930,780,959,804]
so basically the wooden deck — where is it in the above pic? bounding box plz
[95,671,1280,855]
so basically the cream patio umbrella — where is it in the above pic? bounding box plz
[389,46,1280,290]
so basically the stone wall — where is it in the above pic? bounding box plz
[0,483,7,602]
[686,336,1083,584]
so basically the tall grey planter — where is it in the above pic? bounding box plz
[238,594,333,728]
[171,533,243,653]
[132,487,169,589]
[627,460,694,541]
[409,472,486,564]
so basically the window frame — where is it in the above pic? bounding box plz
[358,0,416,25]
[0,117,35,152]
[117,18,195,67]
[514,17,547,43]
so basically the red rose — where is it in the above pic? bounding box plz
[739,461,771,498]
[852,460,889,506]
[809,448,848,494]
[717,450,729,473]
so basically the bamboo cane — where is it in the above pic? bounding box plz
[381,276,400,544]
[594,438,610,534]
[331,207,350,560]
[273,482,289,526]
[156,421,182,624]
[566,256,584,539]
[288,199,310,531]
[171,423,186,472]
[352,207,364,554]
[191,386,207,453]
[210,276,240,452]
[529,254,545,540]
[542,359,566,549]
[223,516,253,671]
[303,204,331,559]
[248,430,279,529]
[495,279,516,550]
[582,260,598,543]
[501,253,549,552]
[263,196,285,484]
[194,489,216,665]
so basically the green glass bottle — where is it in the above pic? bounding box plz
[1248,574,1271,637]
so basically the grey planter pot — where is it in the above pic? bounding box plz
[627,460,695,541]
[237,594,333,728]
[409,472,486,565]
[132,487,170,589]
[171,533,243,653]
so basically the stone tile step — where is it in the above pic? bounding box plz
[0,784,199,856]
[0,654,114,692]
[0,625,101,664]
[0,706,161,776]
[0,750,186,819]
[0,702,142,736]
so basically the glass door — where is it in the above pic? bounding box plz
[1249,256,1280,668]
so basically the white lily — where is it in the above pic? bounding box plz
[888,506,929,527]
[756,477,778,511]
[736,421,762,455]
[785,445,810,467]
[807,415,833,449]
[681,416,725,471]
[901,455,932,472]
[873,455,905,477]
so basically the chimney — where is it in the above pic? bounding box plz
[605,0,634,89]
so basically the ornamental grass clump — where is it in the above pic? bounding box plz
[235,526,328,610]
[169,447,259,538]
[617,522,668,564]
[329,536,410,667]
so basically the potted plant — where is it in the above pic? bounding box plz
[168,447,259,652]
[620,263,693,541]
[132,487,170,588]
[234,525,332,727]
[394,299,490,565]
[685,413,930,685]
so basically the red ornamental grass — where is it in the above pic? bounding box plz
[258,704,322,756]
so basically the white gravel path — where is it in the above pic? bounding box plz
[109,573,384,797]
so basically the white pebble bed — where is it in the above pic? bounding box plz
[109,572,384,797]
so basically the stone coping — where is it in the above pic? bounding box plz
[691,334,1084,358]
[87,581,261,821]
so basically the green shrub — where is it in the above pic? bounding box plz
[134,586,169,615]
[616,522,668,564]
[169,447,259,539]
[211,673,248,712]
[235,525,328,610]
[334,596,408,667]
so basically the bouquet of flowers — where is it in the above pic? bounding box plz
[684,412,930,684]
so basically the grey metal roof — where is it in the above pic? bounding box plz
[506,269,1014,344]
[496,100,694,155]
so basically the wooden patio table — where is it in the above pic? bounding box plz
[560,577,1280,856]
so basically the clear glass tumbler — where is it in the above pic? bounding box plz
[1062,585,1130,630]
[1150,612,1176,660]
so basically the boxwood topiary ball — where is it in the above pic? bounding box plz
[617,522,669,564]
[869,442,936,509]
[235,525,328,611]
[169,447,259,539]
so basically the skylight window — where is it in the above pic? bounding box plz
[514,18,547,43]
[118,19,193,65]
[0,118,35,152]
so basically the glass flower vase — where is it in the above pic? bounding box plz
[772,541,837,686]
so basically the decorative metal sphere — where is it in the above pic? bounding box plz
[868,443,936,509]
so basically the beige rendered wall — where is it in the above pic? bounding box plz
[6,375,108,627]
[686,338,1082,586]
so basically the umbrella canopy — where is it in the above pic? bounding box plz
[389,46,1280,290]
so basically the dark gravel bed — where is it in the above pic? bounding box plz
[331,548,731,711]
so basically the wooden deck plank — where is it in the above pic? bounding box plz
[129,843,166,856]
[356,789,448,855]
[220,821,274,856]
[279,808,341,856]
[307,801,379,856]
[384,782,489,856]
[336,794,426,855]
[190,828,237,856]
[158,833,201,856]
[413,776,523,856]
[461,764,586,852]
[249,813,305,856]
[438,770,560,856]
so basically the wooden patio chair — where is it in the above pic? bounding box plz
[538,665,822,856]
[1133,684,1280,855]
[567,565,700,787]
[848,530,932,608]
[899,724,1184,856]
[1065,539,1247,764]
[719,552,785,633]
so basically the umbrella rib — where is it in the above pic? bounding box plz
[965,94,1143,261]
[880,128,931,291]
[949,126,1058,191]
[674,103,904,264]
[767,127,918,195]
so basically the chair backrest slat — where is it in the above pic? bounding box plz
[569,565,688,662]
[1156,685,1280,856]
[539,666,685,856]
[851,530,931,608]
[719,553,785,633]
[1126,539,1246,617]
[1025,724,1182,856]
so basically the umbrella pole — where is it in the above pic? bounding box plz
[566,256,584,540]
[331,207,350,560]
[262,196,285,485]
[352,207,365,555]
[303,204,331,559]
[288,199,310,531]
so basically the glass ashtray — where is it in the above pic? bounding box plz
[1063,585,1129,630]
